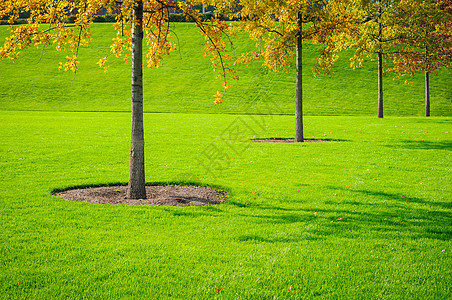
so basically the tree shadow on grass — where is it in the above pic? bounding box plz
[237,207,451,243]
[325,186,451,229]
[231,188,451,243]
[228,200,294,211]
[406,118,451,125]
[328,187,451,210]
[386,140,452,151]
[251,137,349,143]
[236,233,325,243]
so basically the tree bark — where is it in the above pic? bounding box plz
[377,51,383,118]
[377,9,383,119]
[425,71,430,117]
[127,0,146,199]
[294,13,303,142]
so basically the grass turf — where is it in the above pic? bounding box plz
[1,111,451,298]
[0,23,451,298]
[0,23,451,116]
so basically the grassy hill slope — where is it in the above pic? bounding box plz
[0,23,450,116]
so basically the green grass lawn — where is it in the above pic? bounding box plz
[1,112,450,298]
[0,23,451,116]
[0,23,451,299]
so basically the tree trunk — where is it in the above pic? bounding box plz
[294,14,303,142]
[377,10,383,119]
[377,51,383,118]
[425,71,430,117]
[127,0,146,199]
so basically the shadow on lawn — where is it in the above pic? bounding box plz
[407,118,451,125]
[231,188,451,243]
[333,187,451,210]
[387,140,452,151]
[237,232,325,243]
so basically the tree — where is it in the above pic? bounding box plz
[346,0,400,118]
[129,0,146,199]
[0,0,235,199]
[231,0,356,142]
[389,0,452,117]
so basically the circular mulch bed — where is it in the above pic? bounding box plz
[252,138,341,143]
[55,185,228,206]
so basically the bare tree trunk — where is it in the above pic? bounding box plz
[425,71,430,117]
[127,0,146,199]
[377,10,383,119]
[295,14,303,142]
[377,51,383,119]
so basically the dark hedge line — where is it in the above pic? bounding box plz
[0,13,235,26]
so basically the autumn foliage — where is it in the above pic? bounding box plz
[2,1,450,96]
[389,0,452,76]
[0,0,238,103]
[0,1,451,109]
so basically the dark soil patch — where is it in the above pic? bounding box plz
[252,138,342,143]
[55,185,228,206]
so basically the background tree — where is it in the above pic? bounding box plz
[0,0,235,199]
[347,0,399,118]
[389,0,452,117]
[232,0,356,142]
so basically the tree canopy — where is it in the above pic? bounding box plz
[0,0,237,199]
[389,0,452,75]
[0,1,236,99]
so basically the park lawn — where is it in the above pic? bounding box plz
[0,20,451,299]
[0,23,451,116]
[0,111,451,298]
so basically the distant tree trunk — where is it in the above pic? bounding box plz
[127,0,146,199]
[295,13,304,142]
[377,51,384,118]
[425,71,430,117]
[377,10,383,119]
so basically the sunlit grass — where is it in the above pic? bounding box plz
[0,23,451,116]
[0,21,451,299]
[0,111,450,298]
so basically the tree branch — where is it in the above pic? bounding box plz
[43,24,76,33]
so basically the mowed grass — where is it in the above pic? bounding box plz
[0,22,451,298]
[0,23,451,116]
[1,111,451,298]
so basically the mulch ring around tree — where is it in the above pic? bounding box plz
[55,185,228,206]
[252,138,343,143]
